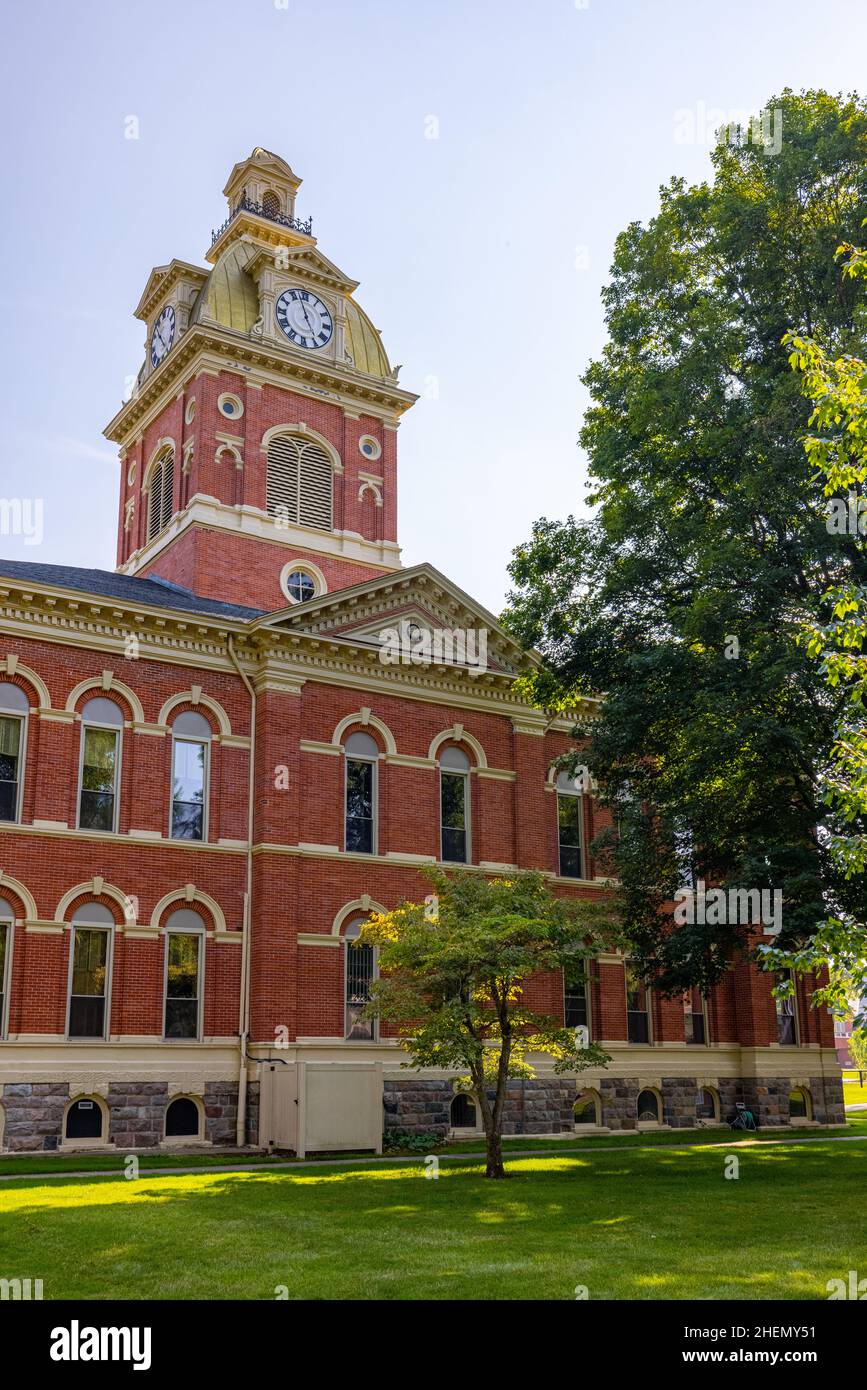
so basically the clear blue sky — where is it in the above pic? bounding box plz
[1,0,865,613]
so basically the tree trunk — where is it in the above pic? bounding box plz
[485,1128,506,1180]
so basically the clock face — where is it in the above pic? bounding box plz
[275,288,333,350]
[150,305,175,368]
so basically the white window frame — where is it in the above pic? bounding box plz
[625,963,653,1045]
[77,708,123,834]
[0,908,13,1040]
[343,919,378,1043]
[344,744,378,856]
[775,970,800,1047]
[564,959,592,1038]
[556,781,586,880]
[65,916,114,1042]
[439,763,471,865]
[0,698,27,825]
[163,923,204,1043]
[169,730,211,843]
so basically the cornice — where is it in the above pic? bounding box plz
[104,326,417,446]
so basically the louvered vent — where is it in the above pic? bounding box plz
[146,447,176,541]
[266,434,333,530]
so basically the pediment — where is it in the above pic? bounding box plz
[255,564,536,678]
[247,242,358,294]
[134,259,209,321]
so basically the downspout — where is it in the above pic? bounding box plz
[228,633,256,1147]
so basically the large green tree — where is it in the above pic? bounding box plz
[358,869,613,1178]
[504,90,867,995]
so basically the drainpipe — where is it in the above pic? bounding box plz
[227,633,256,1147]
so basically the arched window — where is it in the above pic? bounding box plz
[440,746,470,863]
[165,1096,202,1139]
[0,894,14,1038]
[0,682,28,824]
[67,902,114,1039]
[450,1093,477,1130]
[147,446,175,541]
[262,189,281,219]
[556,771,584,879]
[65,1097,105,1142]
[170,711,212,841]
[344,731,378,854]
[637,1088,661,1124]
[574,1090,601,1126]
[164,909,205,1040]
[266,433,333,530]
[343,917,376,1041]
[789,1088,811,1122]
[78,697,123,832]
[696,1087,719,1122]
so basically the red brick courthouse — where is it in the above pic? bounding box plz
[0,150,843,1152]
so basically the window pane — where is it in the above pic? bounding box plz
[80,727,117,829]
[564,963,588,1028]
[72,929,108,998]
[683,989,706,1043]
[0,716,21,822]
[167,933,199,998]
[558,794,583,877]
[346,759,374,853]
[346,941,375,1039]
[166,934,200,1039]
[776,973,796,1045]
[171,738,206,840]
[441,773,467,862]
[69,996,106,1038]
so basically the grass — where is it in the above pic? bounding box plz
[0,1123,865,1299]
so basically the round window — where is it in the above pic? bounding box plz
[285,570,316,603]
[358,434,381,461]
[218,393,243,420]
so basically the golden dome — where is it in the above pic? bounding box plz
[201,240,259,333]
[344,298,391,378]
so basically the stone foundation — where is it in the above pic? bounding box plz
[0,1078,261,1152]
[383,1072,847,1137]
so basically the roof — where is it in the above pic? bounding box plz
[0,560,265,622]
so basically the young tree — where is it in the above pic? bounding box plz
[357,869,613,1179]
[504,90,867,997]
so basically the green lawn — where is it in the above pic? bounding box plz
[1,1126,864,1300]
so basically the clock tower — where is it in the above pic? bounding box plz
[105,148,417,612]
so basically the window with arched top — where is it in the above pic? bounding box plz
[440,746,470,864]
[696,1087,719,1122]
[165,1096,203,1139]
[574,1090,601,1127]
[0,894,14,1039]
[147,446,175,541]
[266,433,334,530]
[164,909,205,1041]
[78,698,123,833]
[0,681,29,824]
[637,1088,661,1125]
[343,916,377,1041]
[556,770,585,879]
[344,731,378,854]
[170,711,212,841]
[64,1096,106,1143]
[789,1088,811,1122]
[450,1093,477,1130]
[68,902,115,1039]
[262,189,281,219]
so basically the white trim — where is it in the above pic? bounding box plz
[169,730,211,844]
[331,898,387,936]
[428,727,488,768]
[163,919,204,1043]
[440,764,471,866]
[0,659,51,708]
[157,692,232,736]
[150,887,227,934]
[76,715,122,835]
[66,677,145,725]
[65,920,114,1042]
[331,710,397,756]
[260,421,344,475]
[0,706,26,825]
[344,740,378,856]
[279,558,328,604]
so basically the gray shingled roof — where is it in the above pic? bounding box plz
[0,559,265,621]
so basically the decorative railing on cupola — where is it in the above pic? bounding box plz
[211,194,313,247]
